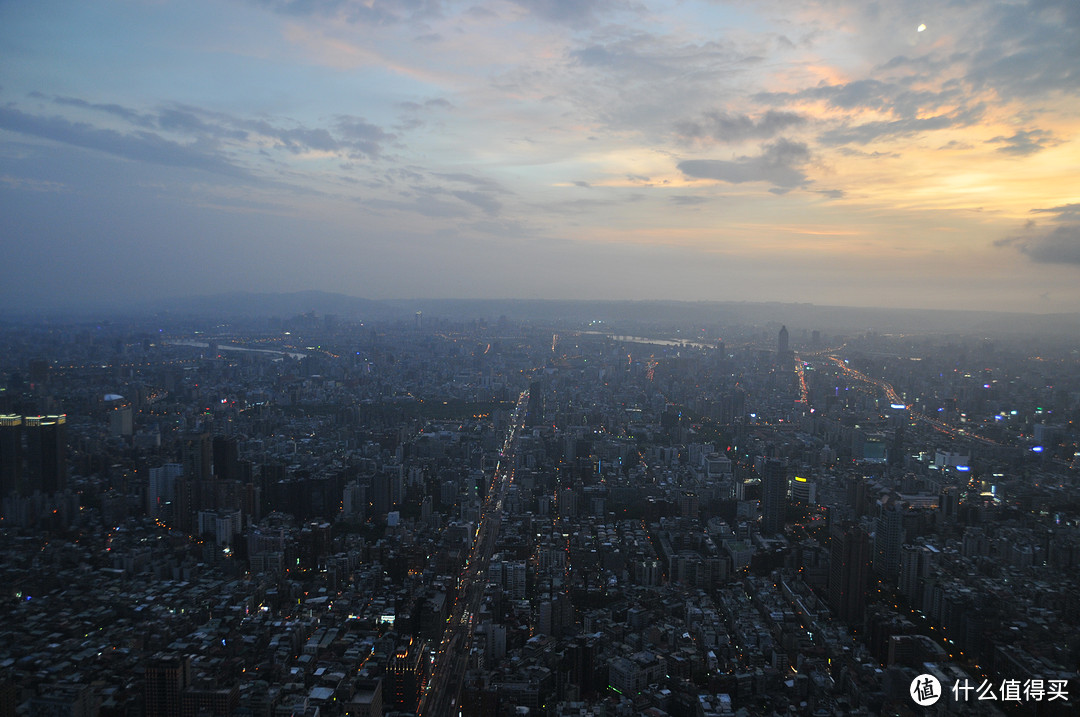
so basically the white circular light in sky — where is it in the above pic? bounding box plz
[917,23,927,32]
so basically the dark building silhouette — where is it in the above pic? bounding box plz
[347,679,383,717]
[181,682,238,717]
[761,459,787,536]
[777,325,794,370]
[0,414,67,497]
[26,415,67,494]
[899,544,935,605]
[526,381,544,427]
[211,436,239,481]
[873,503,904,581]
[181,432,212,483]
[829,523,871,624]
[388,639,427,712]
[0,415,22,499]
[144,654,191,717]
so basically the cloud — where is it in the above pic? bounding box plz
[0,106,248,177]
[678,138,811,189]
[1031,203,1080,220]
[0,175,67,193]
[44,93,396,160]
[669,195,708,206]
[836,147,900,158]
[937,140,972,151]
[364,195,471,218]
[819,108,984,146]
[511,0,626,25]
[235,116,341,153]
[997,199,1080,264]
[570,34,746,82]
[987,129,1056,156]
[556,32,763,137]
[451,190,502,214]
[395,98,452,131]
[335,116,396,158]
[966,0,1080,99]
[399,98,452,112]
[756,77,967,118]
[382,168,507,216]
[51,95,156,127]
[432,172,507,193]
[157,107,248,140]
[250,0,444,25]
[675,110,805,144]
[757,71,985,148]
[1015,226,1080,264]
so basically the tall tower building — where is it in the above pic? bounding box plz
[17,415,67,495]
[0,415,22,499]
[212,436,239,481]
[148,463,183,518]
[761,458,787,536]
[829,523,871,623]
[181,432,212,483]
[873,504,905,580]
[778,325,789,354]
[526,381,544,427]
[899,544,935,606]
[938,487,959,524]
[388,640,427,712]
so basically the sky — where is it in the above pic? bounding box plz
[1,0,1079,314]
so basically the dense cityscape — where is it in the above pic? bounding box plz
[5,0,1080,713]
[2,304,1078,716]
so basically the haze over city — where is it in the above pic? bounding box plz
[2,0,1079,314]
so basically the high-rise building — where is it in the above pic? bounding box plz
[873,504,905,580]
[181,432,212,483]
[829,523,871,623]
[1,414,67,497]
[761,459,787,536]
[388,639,427,712]
[0,415,22,499]
[790,476,816,504]
[211,436,239,481]
[109,403,133,437]
[148,463,182,518]
[505,560,527,600]
[777,325,789,354]
[26,415,67,494]
[144,654,191,717]
[526,381,544,427]
[899,544,936,606]
[938,487,959,524]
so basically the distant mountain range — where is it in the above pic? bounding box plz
[153,291,399,321]
[8,290,1080,337]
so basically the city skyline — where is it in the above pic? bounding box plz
[2,0,1079,313]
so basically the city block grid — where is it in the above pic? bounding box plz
[1,313,1079,716]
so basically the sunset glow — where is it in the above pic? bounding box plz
[2,0,1078,312]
